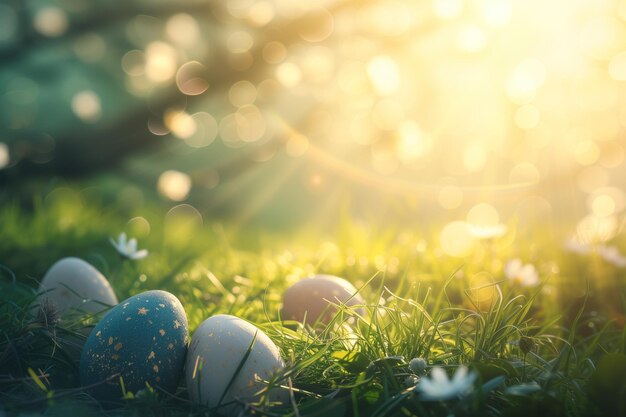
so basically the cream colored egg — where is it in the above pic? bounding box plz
[36,257,118,319]
[281,274,365,326]
[186,315,289,414]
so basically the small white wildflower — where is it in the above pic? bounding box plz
[575,214,619,244]
[564,237,591,255]
[504,259,539,287]
[417,366,477,401]
[110,232,149,260]
[598,245,626,268]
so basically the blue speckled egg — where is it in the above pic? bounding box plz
[79,290,189,401]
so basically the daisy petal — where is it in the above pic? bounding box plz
[452,366,467,383]
[505,259,521,278]
[131,249,149,260]
[127,238,137,253]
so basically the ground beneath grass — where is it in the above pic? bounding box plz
[1,191,625,417]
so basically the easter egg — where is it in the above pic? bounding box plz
[36,257,118,319]
[80,290,189,401]
[186,315,288,414]
[281,274,365,325]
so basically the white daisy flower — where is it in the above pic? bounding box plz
[417,366,477,401]
[110,232,149,260]
[504,259,539,287]
[564,237,591,255]
[598,245,626,268]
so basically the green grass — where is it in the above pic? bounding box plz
[1,188,625,417]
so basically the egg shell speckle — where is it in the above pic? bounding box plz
[80,290,188,401]
[281,274,365,325]
[186,314,288,413]
[37,257,118,318]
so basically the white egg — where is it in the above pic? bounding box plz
[36,257,118,319]
[281,274,365,326]
[186,314,289,414]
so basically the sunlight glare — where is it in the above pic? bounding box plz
[276,62,302,87]
[367,56,400,96]
[71,91,102,123]
[462,143,487,172]
[33,7,68,37]
[0,143,9,169]
[506,59,546,104]
[457,25,486,53]
[158,170,192,202]
[176,62,209,96]
[165,110,197,139]
[166,14,200,47]
[482,0,512,27]
[441,221,475,257]
[433,0,463,19]
[467,203,506,239]
[396,121,432,164]
[145,42,178,83]
[438,185,463,210]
